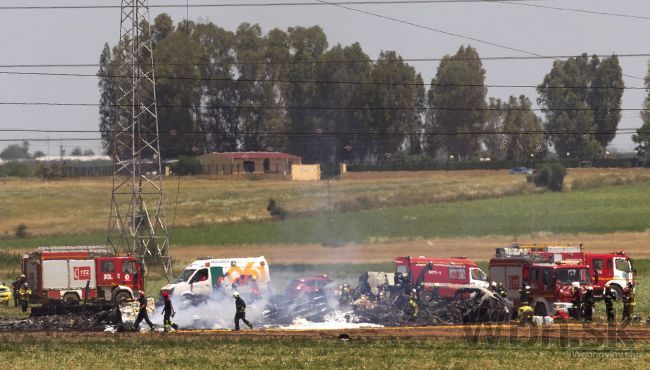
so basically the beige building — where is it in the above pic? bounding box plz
[291,164,321,181]
[197,152,301,175]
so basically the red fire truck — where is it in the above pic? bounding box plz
[504,244,635,299]
[22,246,144,305]
[395,256,489,299]
[489,247,593,316]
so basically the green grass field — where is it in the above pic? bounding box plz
[3,183,650,249]
[2,168,650,240]
[0,170,538,237]
[0,336,647,369]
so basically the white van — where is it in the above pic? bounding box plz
[161,256,270,298]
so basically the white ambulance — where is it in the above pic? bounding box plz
[161,256,270,298]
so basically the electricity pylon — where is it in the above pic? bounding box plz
[107,0,172,280]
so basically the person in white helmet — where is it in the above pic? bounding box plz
[582,286,595,322]
[571,282,582,320]
[519,282,531,306]
[232,291,253,330]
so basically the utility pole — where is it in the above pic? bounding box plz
[108,0,172,280]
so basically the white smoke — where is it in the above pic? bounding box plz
[151,289,270,330]
[150,268,383,330]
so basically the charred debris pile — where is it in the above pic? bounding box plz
[0,275,513,332]
[263,283,513,327]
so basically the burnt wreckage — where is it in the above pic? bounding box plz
[262,270,513,327]
[0,272,512,331]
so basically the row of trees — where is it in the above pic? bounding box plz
[0,141,95,160]
[98,14,626,163]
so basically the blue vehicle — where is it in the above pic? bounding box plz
[510,167,533,175]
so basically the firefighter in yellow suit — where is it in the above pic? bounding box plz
[19,282,31,313]
[518,305,533,325]
[408,290,419,320]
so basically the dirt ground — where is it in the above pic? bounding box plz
[166,231,650,264]
[1,323,649,341]
[4,230,647,266]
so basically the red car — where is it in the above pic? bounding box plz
[284,275,333,298]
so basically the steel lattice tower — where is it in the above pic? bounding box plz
[108,0,171,279]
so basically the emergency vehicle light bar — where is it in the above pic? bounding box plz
[508,243,583,253]
[35,245,112,254]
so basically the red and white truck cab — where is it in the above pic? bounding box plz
[22,246,144,304]
[395,256,489,298]
[506,244,635,299]
[490,247,593,316]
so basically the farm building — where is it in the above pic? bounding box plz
[197,152,302,175]
[290,164,321,181]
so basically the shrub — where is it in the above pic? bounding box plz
[532,163,566,192]
[0,162,36,177]
[37,163,64,179]
[320,163,341,180]
[15,224,29,238]
[171,156,202,176]
[266,198,287,220]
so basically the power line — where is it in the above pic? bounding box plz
[623,73,646,81]
[0,101,645,111]
[0,1,543,57]
[0,128,645,135]
[0,133,645,144]
[500,1,650,21]
[0,70,638,90]
[0,1,548,10]
[316,0,541,57]
[0,53,646,68]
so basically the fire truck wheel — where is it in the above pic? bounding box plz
[62,293,80,305]
[114,291,131,303]
[610,285,623,301]
[534,302,547,317]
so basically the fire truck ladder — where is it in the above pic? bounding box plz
[510,243,583,253]
[36,246,112,255]
[107,1,172,280]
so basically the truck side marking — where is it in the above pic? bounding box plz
[73,266,91,281]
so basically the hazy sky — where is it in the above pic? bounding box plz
[1,0,648,154]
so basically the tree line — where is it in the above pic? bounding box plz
[98,14,626,164]
[0,141,95,160]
